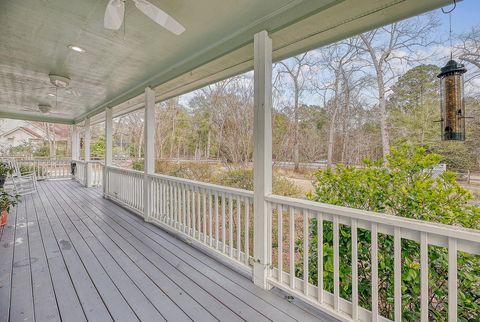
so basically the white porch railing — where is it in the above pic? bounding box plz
[102,165,480,322]
[265,194,480,322]
[148,173,254,270]
[74,160,86,185]
[104,166,144,213]
[72,160,103,187]
[16,158,72,180]
[88,161,104,187]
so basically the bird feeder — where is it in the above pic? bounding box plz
[437,59,467,141]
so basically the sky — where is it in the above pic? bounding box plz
[179,0,480,107]
[438,0,479,37]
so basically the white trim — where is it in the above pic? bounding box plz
[252,30,273,289]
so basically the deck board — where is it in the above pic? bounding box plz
[1,179,335,322]
[0,197,17,321]
[36,183,121,322]
[10,197,35,322]
[63,182,308,322]
[24,194,60,322]
[31,187,87,322]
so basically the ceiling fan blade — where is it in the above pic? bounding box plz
[47,111,68,115]
[31,86,53,91]
[104,0,125,30]
[64,89,81,97]
[133,0,185,35]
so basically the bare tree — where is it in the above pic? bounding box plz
[457,26,480,98]
[457,26,480,70]
[314,39,367,167]
[274,52,318,171]
[357,15,439,157]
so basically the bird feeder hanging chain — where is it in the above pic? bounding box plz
[442,0,456,59]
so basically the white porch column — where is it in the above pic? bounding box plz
[104,107,113,195]
[71,125,79,160]
[84,117,91,187]
[144,87,155,220]
[252,30,273,289]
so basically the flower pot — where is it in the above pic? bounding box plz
[0,210,7,227]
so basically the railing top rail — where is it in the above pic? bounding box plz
[266,194,480,244]
[73,159,103,164]
[148,172,254,198]
[87,160,105,164]
[106,165,253,197]
[106,165,145,176]
[13,158,72,161]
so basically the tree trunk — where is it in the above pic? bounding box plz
[378,83,390,157]
[360,33,391,157]
[293,84,300,171]
[341,74,351,163]
[207,129,211,159]
[327,108,338,168]
[169,106,177,159]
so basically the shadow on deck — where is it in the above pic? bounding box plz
[0,180,334,322]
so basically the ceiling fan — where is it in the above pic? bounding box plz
[104,0,185,35]
[21,104,69,116]
[31,74,80,99]
[24,75,75,115]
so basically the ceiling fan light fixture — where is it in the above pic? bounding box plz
[68,45,86,53]
[38,104,52,113]
[49,74,70,88]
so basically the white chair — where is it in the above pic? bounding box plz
[6,160,37,196]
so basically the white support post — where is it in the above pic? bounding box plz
[252,30,273,289]
[84,117,91,187]
[71,125,79,179]
[72,125,79,160]
[144,87,155,221]
[104,107,113,195]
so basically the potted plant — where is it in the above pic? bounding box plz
[0,189,19,226]
[0,163,14,188]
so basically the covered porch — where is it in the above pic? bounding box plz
[0,179,326,322]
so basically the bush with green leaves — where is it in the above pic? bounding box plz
[0,163,14,177]
[131,159,144,171]
[217,168,302,197]
[0,189,20,212]
[19,164,47,177]
[301,146,480,321]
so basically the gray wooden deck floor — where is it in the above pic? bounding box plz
[0,180,331,322]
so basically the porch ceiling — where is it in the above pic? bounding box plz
[0,0,450,124]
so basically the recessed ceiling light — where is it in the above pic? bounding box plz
[68,45,86,53]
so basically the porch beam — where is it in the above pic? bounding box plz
[104,107,113,195]
[144,87,155,220]
[71,125,79,160]
[84,117,91,162]
[252,30,273,289]
[84,117,91,187]
[105,107,113,167]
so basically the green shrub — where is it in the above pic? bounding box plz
[19,164,47,177]
[132,159,144,171]
[217,168,301,197]
[217,168,254,190]
[182,162,215,182]
[301,146,480,321]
